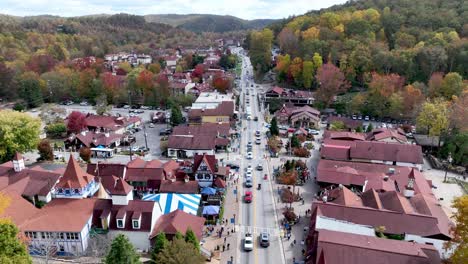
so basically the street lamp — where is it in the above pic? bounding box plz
[444,152,453,183]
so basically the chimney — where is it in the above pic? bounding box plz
[184,175,189,183]
[105,131,110,138]
[404,170,416,198]
[12,152,25,172]
[322,196,328,203]
[388,168,395,174]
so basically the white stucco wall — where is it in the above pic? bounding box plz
[108,230,150,252]
[315,216,375,236]
[405,234,451,258]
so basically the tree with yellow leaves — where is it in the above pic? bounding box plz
[0,193,32,264]
[446,195,468,264]
[416,98,450,136]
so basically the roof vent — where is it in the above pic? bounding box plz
[383,175,389,181]
[322,195,328,203]
[388,168,395,174]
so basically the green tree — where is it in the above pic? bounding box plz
[0,220,32,264]
[18,71,44,108]
[154,238,204,264]
[151,232,169,261]
[355,126,363,133]
[0,110,41,162]
[45,122,66,138]
[37,139,53,161]
[270,117,279,136]
[416,99,449,136]
[440,72,465,100]
[366,123,374,133]
[170,105,184,127]
[446,195,468,264]
[94,93,111,115]
[175,231,184,240]
[104,234,140,264]
[302,60,314,89]
[440,132,468,167]
[330,121,346,131]
[290,135,301,149]
[185,228,200,251]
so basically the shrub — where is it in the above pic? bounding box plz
[283,209,297,222]
[79,147,91,163]
[293,147,310,157]
[37,139,54,161]
[46,122,67,138]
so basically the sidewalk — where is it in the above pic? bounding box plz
[200,146,240,264]
[266,132,322,264]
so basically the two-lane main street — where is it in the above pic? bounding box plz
[235,49,285,264]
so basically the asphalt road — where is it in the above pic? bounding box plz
[235,51,285,264]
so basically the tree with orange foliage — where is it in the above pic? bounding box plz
[367,72,405,117]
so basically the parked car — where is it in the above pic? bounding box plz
[247,152,253,159]
[148,123,155,128]
[256,164,263,171]
[255,130,261,137]
[255,138,261,145]
[65,100,74,106]
[123,105,130,109]
[352,115,357,120]
[159,128,172,136]
[260,232,270,247]
[244,234,253,251]
[226,163,240,170]
[364,116,370,121]
[254,116,259,121]
[80,101,88,106]
[308,129,320,135]
[244,191,252,203]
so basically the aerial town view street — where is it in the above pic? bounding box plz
[0,0,467,264]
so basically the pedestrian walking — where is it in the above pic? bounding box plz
[224,237,227,243]
[293,257,296,264]
[227,243,230,250]
[293,239,296,245]
[222,245,225,252]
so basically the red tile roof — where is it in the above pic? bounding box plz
[150,209,205,240]
[193,154,217,173]
[172,123,230,137]
[317,160,432,195]
[86,163,126,178]
[159,180,199,194]
[22,198,97,232]
[93,199,155,232]
[367,128,407,143]
[168,135,217,150]
[351,141,423,164]
[213,177,226,188]
[323,131,366,141]
[56,156,95,189]
[188,101,234,118]
[0,191,40,229]
[100,175,133,195]
[314,229,441,264]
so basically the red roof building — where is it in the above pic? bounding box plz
[150,209,205,241]
[54,156,100,198]
[307,229,441,264]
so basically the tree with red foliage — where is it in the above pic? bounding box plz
[316,63,350,106]
[67,111,87,134]
[212,74,231,93]
[26,54,56,74]
[192,64,205,81]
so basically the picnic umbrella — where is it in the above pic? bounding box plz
[201,187,217,195]
[202,205,220,215]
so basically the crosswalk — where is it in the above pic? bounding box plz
[235,224,281,237]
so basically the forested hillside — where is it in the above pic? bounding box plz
[246,0,467,166]
[145,14,277,33]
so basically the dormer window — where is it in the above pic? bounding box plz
[132,220,140,229]
[117,219,124,228]
[74,189,80,194]
[58,188,63,194]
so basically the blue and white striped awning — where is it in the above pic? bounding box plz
[142,193,201,215]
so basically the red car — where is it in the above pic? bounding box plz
[244,191,252,203]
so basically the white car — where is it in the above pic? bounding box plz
[244,234,253,251]
[308,129,320,135]
[246,171,252,178]
[247,152,253,159]
[364,116,370,121]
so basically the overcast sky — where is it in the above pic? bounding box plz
[0,0,348,20]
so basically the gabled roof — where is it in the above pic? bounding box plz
[100,175,133,196]
[0,191,40,229]
[56,156,95,189]
[172,123,230,137]
[188,101,234,118]
[328,187,362,207]
[366,128,407,143]
[323,131,366,141]
[193,154,217,173]
[150,209,205,240]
